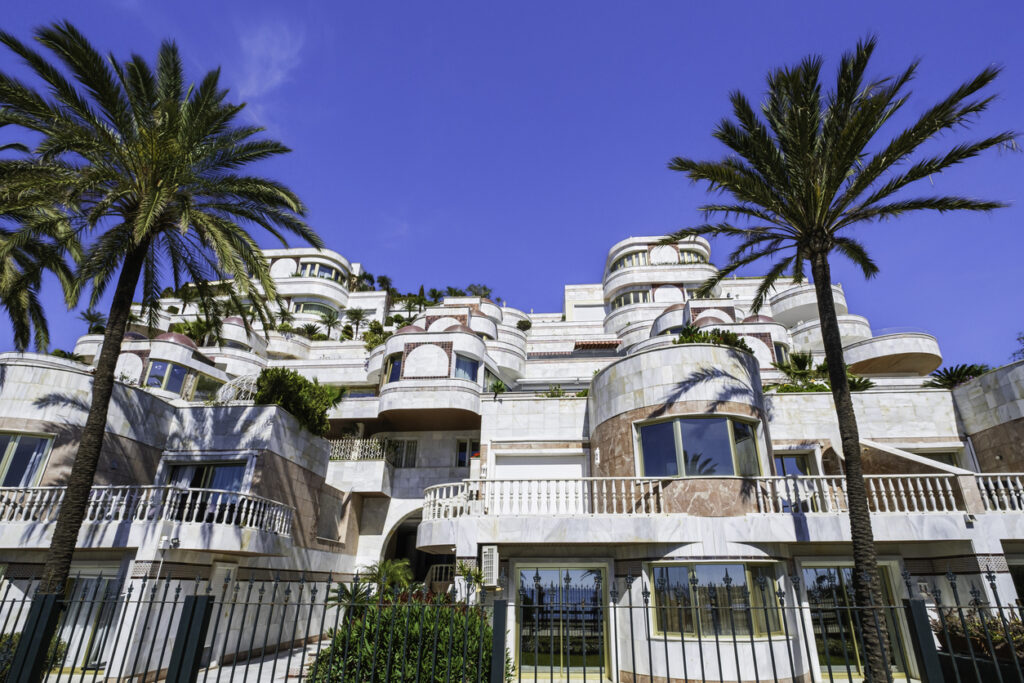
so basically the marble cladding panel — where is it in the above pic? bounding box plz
[968,417,1024,473]
[659,477,762,516]
[590,400,760,477]
[953,361,1024,435]
[480,396,588,442]
[251,451,346,552]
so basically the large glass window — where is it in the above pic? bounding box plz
[610,289,651,310]
[652,563,780,636]
[384,354,402,383]
[0,433,52,487]
[144,361,188,395]
[455,439,480,467]
[295,302,336,317]
[299,262,347,284]
[679,250,708,264]
[610,251,648,273]
[191,374,224,402]
[638,417,761,477]
[454,354,480,382]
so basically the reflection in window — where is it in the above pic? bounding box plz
[610,289,651,310]
[384,354,402,383]
[638,417,761,477]
[652,563,780,636]
[680,250,708,264]
[454,355,480,382]
[295,302,336,317]
[0,433,52,487]
[145,361,189,395]
[192,374,224,402]
[610,251,648,272]
[456,439,480,467]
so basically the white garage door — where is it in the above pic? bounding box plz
[493,455,586,479]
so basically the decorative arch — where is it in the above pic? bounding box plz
[403,344,450,378]
[650,245,679,265]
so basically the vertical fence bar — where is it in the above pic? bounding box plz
[490,599,508,683]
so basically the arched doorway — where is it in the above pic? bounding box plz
[381,510,455,589]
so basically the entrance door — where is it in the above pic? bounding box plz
[803,566,908,678]
[518,567,606,676]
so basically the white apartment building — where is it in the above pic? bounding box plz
[1,234,1023,680]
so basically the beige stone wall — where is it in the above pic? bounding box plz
[953,361,1024,472]
[968,417,1024,472]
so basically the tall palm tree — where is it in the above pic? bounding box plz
[346,307,368,337]
[77,308,107,334]
[0,22,322,613]
[317,308,340,338]
[667,37,1012,677]
[923,363,991,389]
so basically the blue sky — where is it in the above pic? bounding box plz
[2,0,1022,366]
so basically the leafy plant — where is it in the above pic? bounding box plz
[362,320,392,350]
[489,379,507,397]
[457,560,484,590]
[318,309,341,337]
[346,308,369,337]
[767,351,874,392]
[575,388,589,397]
[924,364,992,389]
[78,308,107,334]
[298,323,321,339]
[933,609,1024,660]
[0,632,68,680]
[360,558,413,591]
[672,324,753,353]
[253,367,340,436]
[50,349,86,363]
[538,385,566,398]
[516,319,532,332]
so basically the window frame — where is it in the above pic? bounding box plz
[454,354,480,383]
[635,415,762,478]
[294,301,337,317]
[144,360,189,395]
[648,561,783,638]
[383,354,403,385]
[610,250,649,273]
[610,288,652,310]
[455,438,480,468]
[0,432,54,488]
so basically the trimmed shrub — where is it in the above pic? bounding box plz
[0,632,68,680]
[254,367,338,436]
[672,325,753,353]
[516,319,532,332]
[307,594,512,682]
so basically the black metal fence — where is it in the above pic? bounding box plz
[2,568,1024,682]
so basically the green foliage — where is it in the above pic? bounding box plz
[575,388,589,397]
[253,367,339,436]
[516,319,532,332]
[362,319,393,350]
[489,379,507,396]
[345,308,369,336]
[360,559,413,591]
[538,385,566,398]
[457,560,485,589]
[934,609,1024,659]
[78,308,107,334]
[312,333,329,341]
[307,594,512,683]
[298,323,322,339]
[923,363,993,389]
[767,352,875,392]
[1014,331,1024,362]
[50,349,86,363]
[0,632,68,680]
[672,324,753,353]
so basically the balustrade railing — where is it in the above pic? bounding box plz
[0,485,293,536]
[977,474,1024,511]
[755,474,962,514]
[423,477,666,519]
[329,437,397,464]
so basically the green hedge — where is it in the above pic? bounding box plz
[0,632,68,681]
[308,596,511,682]
[254,367,338,437]
[672,325,753,353]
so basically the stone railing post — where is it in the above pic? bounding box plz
[956,474,987,514]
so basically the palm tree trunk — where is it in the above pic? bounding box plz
[38,247,147,594]
[810,252,891,681]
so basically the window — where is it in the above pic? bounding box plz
[456,439,480,467]
[144,361,188,395]
[454,354,480,382]
[387,440,418,468]
[295,302,336,317]
[299,262,347,284]
[610,289,651,310]
[773,343,789,364]
[918,452,959,467]
[652,563,780,636]
[637,417,761,477]
[169,462,246,491]
[0,433,52,487]
[191,374,224,402]
[610,251,648,273]
[679,250,707,264]
[384,354,402,384]
[343,385,379,398]
[774,452,813,476]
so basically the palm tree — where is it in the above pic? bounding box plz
[0,22,322,610]
[317,309,341,338]
[346,307,368,337]
[360,558,413,591]
[298,322,321,339]
[50,349,86,363]
[428,287,443,304]
[667,37,1012,677]
[923,363,992,389]
[78,308,107,334]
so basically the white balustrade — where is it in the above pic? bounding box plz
[976,475,1024,511]
[0,485,294,536]
[422,477,666,519]
[754,475,962,514]
[329,438,399,464]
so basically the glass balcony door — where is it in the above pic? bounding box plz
[517,566,606,676]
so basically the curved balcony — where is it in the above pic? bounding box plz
[275,277,349,307]
[768,283,847,327]
[844,332,942,376]
[605,236,711,269]
[0,485,294,554]
[477,300,503,322]
[468,315,498,339]
[379,377,482,415]
[790,314,871,352]
[266,330,312,360]
[603,263,718,300]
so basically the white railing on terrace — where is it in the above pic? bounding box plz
[0,485,294,536]
[755,475,962,514]
[977,475,1024,511]
[423,478,667,520]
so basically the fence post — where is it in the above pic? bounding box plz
[903,598,944,682]
[9,593,62,683]
[165,594,215,683]
[489,598,508,683]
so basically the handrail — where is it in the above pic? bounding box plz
[0,485,294,536]
[329,438,397,464]
[976,474,1024,512]
[754,474,963,514]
